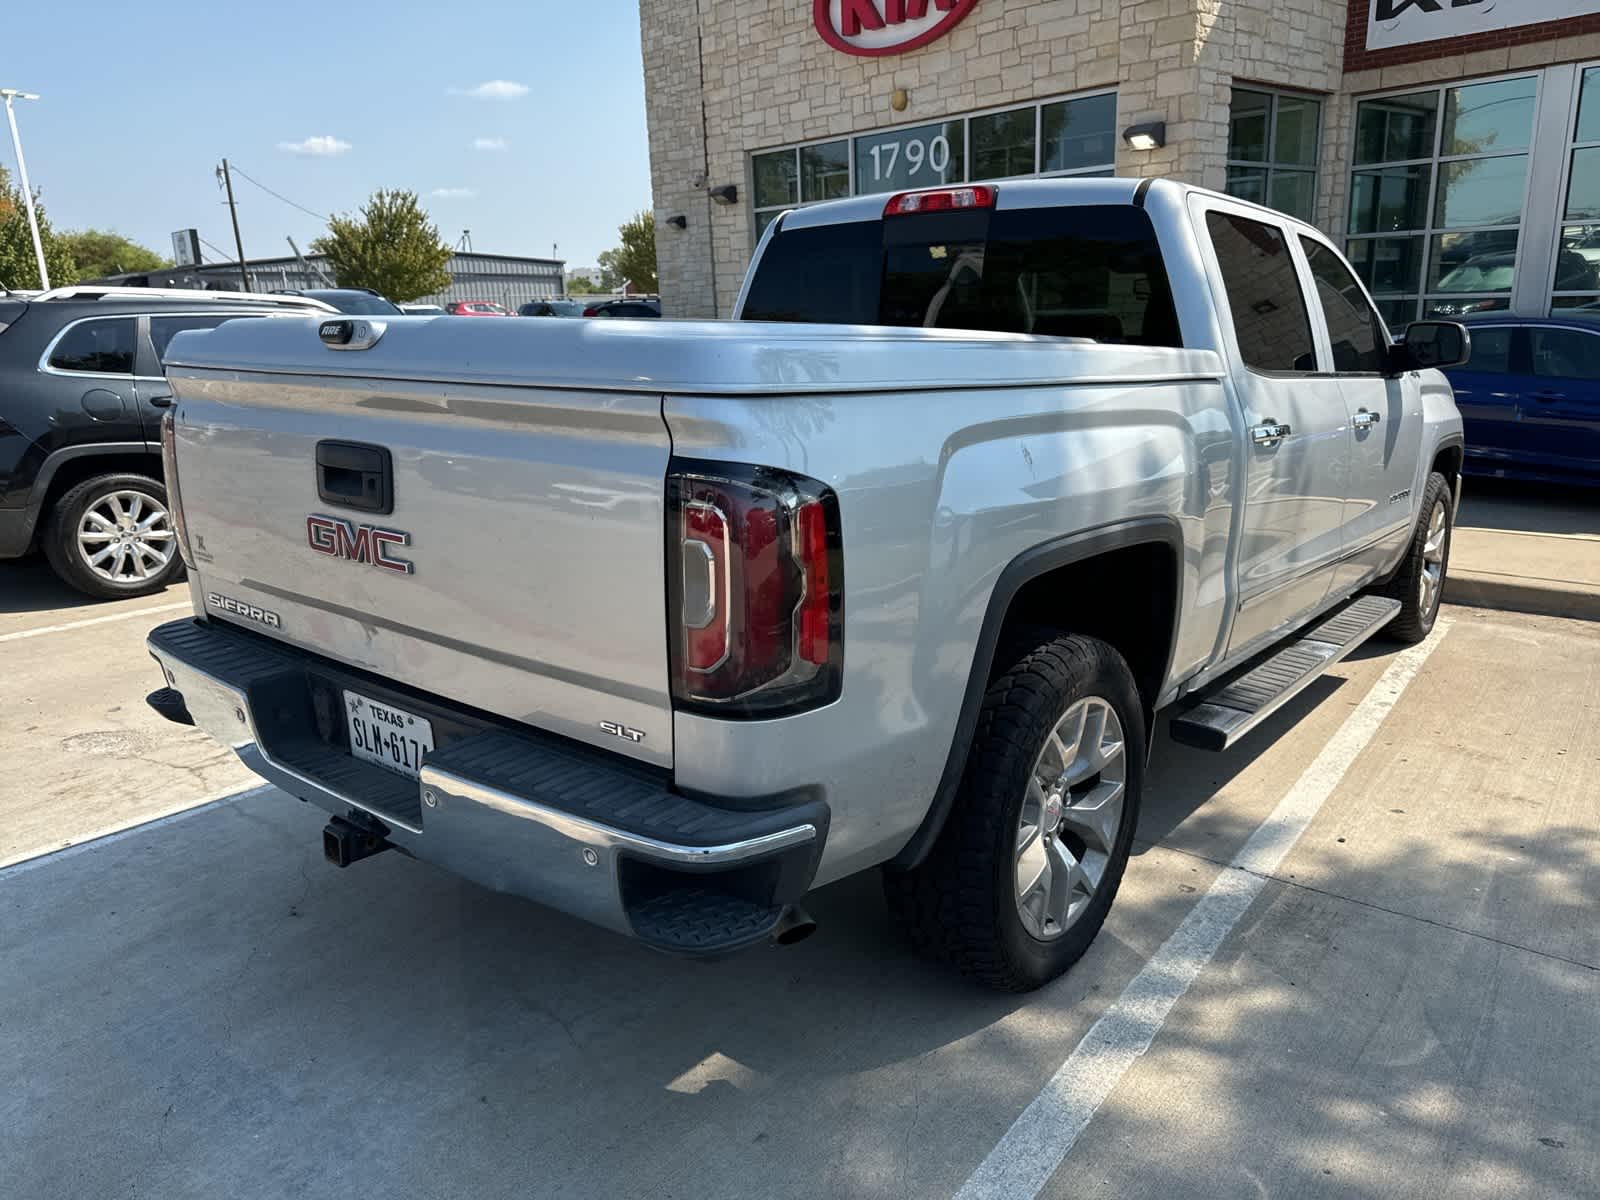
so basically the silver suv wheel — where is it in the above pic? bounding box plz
[1015,695,1128,941]
[76,489,175,583]
[1418,498,1447,617]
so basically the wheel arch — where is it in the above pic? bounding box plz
[22,443,161,552]
[889,516,1184,870]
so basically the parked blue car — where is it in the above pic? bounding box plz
[1447,315,1600,486]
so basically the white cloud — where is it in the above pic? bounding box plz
[429,187,477,199]
[472,136,507,152]
[277,135,352,157]
[450,79,529,100]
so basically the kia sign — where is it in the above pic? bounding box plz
[1368,0,1600,51]
[814,0,979,57]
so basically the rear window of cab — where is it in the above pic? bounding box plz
[740,203,1182,347]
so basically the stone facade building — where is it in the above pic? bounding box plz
[641,0,1600,324]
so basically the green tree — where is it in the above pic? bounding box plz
[567,276,605,295]
[0,165,76,290]
[310,189,452,302]
[594,250,624,293]
[599,211,657,293]
[58,229,170,280]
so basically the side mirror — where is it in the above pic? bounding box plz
[1396,320,1471,372]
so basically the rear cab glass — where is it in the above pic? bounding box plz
[741,203,1182,346]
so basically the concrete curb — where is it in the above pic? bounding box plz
[1446,570,1600,623]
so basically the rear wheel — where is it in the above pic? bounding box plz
[42,473,184,600]
[884,633,1144,992]
[1381,471,1452,643]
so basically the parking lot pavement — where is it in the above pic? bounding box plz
[3,595,1594,1199]
[2,561,258,867]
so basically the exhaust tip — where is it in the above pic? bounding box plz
[770,905,817,946]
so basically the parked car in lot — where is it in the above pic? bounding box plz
[446,300,511,317]
[274,288,402,316]
[582,297,661,318]
[1447,315,1600,485]
[144,179,1466,990]
[518,299,585,317]
[0,286,332,598]
[399,303,446,316]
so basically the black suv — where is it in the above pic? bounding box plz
[0,287,330,599]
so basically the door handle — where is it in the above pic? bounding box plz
[1352,408,1380,429]
[1529,390,1565,402]
[1250,421,1292,447]
[147,394,175,409]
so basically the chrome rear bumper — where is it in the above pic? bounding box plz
[146,618,826,952]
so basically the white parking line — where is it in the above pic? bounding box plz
[955,622,1452,1200]
[0,784,274,876]
[0,600,190,643]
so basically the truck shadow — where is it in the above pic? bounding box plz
[0,557,185,615]
[6,776,1594,1200]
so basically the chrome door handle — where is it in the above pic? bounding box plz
[1251,421,1292,447]
[1352,409,1380,429]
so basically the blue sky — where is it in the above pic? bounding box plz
[2,0,649,268]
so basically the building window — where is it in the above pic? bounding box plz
[749,89,1117,238]
[1225,87,1321,223]
[1347,75,1537,326]
[1551,65,1600,313]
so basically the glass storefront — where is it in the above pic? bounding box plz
[1224,86,1322,222]
[1347,76,1537,325]
[1553,66,1600,313]
[749,89,1118,237]
[1342,64,1600,324]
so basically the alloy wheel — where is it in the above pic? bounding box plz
[1014,696,1128,941]
[76,490,176,584]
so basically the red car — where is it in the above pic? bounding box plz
[446,300,511,317]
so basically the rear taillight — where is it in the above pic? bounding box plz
[883,185,996,216]
[667,460,843,717]
[159,409,197,570]
[583,306,600,317]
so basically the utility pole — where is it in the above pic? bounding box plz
[1,88,48,290]
[216,158,250,291]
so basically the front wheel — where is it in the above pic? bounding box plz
[1381,471,1452,643]
[883,633,1144,992]
[42,473,185,600]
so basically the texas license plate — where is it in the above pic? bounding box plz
[344,689,434,779]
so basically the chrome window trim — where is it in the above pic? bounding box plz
[38,309,302,381]
[36,314,139,380]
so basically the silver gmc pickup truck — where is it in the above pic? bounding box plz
[144,179,1467,990]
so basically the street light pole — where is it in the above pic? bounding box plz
[1,88,49,290]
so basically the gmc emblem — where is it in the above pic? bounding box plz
[306,514,414,574]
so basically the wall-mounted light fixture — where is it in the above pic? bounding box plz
[1121,121,1166,151]
[666,214,688,229]
[709,184,739,205]
[890,87,909,112]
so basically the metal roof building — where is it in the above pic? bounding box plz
[98,250,566,308]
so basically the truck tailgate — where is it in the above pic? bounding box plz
[165,363,673,768]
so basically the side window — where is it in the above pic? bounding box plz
[1205,210,1316,373]
[1530,328,1600,382]
[47,317,136,375]
[1456,326,1513,374]
[1300,238,1388,373]
[149,315,256,364]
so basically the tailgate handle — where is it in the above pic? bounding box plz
[315,441,394,514]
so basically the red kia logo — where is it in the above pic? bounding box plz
[813,0,980,57]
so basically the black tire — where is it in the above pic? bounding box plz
[883,633,1145,992]
[42,472,185,600]
[1380,471,1452,644]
